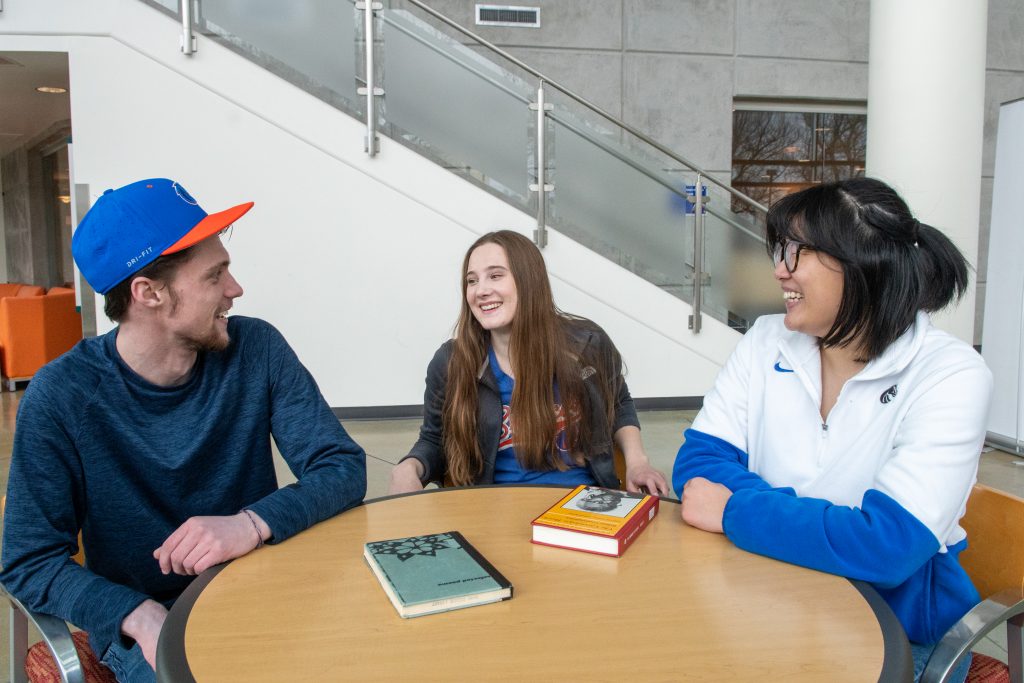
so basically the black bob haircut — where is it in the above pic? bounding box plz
[765,177,969,361]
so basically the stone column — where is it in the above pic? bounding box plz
[866,0,988,344]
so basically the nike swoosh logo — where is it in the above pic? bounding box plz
[773,362,794,373]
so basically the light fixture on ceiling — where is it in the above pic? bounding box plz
[36,86,67,94]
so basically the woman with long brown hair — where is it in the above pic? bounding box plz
[388,230,668,495]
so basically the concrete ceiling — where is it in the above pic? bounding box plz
[0,51,71,158]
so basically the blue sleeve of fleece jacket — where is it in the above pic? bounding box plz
[674,428,939,587]
[723,486,939,588]
[241,323,366,543]
[672,429,789,498]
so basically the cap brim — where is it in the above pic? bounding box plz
[162,201,254,255]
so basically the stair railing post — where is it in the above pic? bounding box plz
[357,0,384,156]
[528,81,553,248]
[180,0,196,55]
[689,175,705,333]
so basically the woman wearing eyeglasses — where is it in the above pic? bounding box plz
[673,177,991,682]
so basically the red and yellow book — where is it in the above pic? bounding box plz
[531,485,659,557]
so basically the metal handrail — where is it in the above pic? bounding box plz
[402,0,768,216]
[370,0,762,332]
[548,109,765,242]
[380,9,535,108]
[147,0,770,333]
[382,9,686,202]
[372,6,770,247]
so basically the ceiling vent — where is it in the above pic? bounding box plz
[476,5,540,28]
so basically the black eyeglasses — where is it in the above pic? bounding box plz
[772,239,815,273]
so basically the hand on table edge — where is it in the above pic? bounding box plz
[623,459,670,496]
[388,458,427,495]
[120,599,168,671]
[679,476,732,533]
[617,426,670,496]
[153,510,270,576]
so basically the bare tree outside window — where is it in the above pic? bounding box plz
[732,110,866,213]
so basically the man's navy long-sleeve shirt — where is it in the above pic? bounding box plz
[0,316,366,658]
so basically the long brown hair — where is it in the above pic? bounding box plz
[443,231,618,485]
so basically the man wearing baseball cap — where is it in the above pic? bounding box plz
[0,179,366,682]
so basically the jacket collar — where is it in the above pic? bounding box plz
[855,310,931,380]
[777,310,932,391]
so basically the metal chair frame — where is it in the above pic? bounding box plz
[4,588,86,683]
[922,484,1024,683]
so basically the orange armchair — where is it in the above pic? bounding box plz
[0,284,45,299]
[0,287,82,390]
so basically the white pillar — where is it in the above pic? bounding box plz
[866,0,988,344]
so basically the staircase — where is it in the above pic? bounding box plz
[169,0,781,333]
[0,0,780,406]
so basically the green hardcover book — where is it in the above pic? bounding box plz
[364,531,513,618]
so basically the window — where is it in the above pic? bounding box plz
[732,105,866,210]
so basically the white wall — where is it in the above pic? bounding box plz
[981,97,1024,449]
[0,0,742,407]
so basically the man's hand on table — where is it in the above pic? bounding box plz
[679,477,732,533]
[153,511,270,576]
[121,599,168,671]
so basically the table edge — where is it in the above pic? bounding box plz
[156,560,223,683]
[852,579,913,682]
[155,485,912,683]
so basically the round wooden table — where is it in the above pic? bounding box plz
[157,486,911,681]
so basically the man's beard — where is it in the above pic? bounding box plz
[180,328,230,353]
[167,286,231,353]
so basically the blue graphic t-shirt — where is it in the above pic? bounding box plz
[488,347,595,485]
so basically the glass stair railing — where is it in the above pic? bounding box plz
[143,0,782,332]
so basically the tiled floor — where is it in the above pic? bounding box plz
[1,388,1020,677]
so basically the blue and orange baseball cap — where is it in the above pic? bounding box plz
[71,178,254,294]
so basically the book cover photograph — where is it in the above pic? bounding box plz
[364,530,513,618]
[531,485,660,557]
